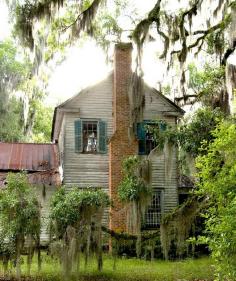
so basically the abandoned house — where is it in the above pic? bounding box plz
[51,43,184,232]
[0,142,61,244]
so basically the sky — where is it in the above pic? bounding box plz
[46,0,160,105]
[0,0,160,106]
[1,0,236,107]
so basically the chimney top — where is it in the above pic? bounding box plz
[115,42,133,51]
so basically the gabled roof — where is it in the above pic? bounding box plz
[51,72,184,141]
[0,143,59,172]
[149,86,185,115]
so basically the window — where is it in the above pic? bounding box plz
[82,121,98,152]
[137,121,166,155]
[144,190,163,229]
[74,120,107,154]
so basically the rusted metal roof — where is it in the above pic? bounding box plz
[0,143,59,171]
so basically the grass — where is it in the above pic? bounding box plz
[0,254,215,281]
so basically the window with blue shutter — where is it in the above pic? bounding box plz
[98,121,107,153]
[74,119,107,154]
[137,120,166,155]
[82,121,98,152]
[74,120,82,152]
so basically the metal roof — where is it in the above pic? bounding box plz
[0,143,59,171]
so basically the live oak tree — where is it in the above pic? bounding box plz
[0,40,30,141]
[0,39,53,142]
[6,0,236,112]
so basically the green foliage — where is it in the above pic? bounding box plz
[118,177,148,202]
[0,39,51,143]
[188,63,225,108]
[196,120,236,280]
[0,40,31,142]
[162,84,171,96]
[91,1,125,52]
[0,253,215,281]
[178,107,224,157]
[118,156,151,203]
[118,156,151,258]
[0,97,25,142]
[146,120,170,151]
[160,195,205,260]
[0,173,40,238]
[49,187,110,274]
[0,173,40,277]
[206,30,226,56]
[148,108,223,158]
[32,103,53,142]
[50,187,110,237]
[0,40,30,96]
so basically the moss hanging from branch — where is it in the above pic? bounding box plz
[118,156,152,258]
[49,187,109,277]
[13,0,105,48]
[160,195,207,260]
[128,73,145,138]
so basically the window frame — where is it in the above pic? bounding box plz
[137,121,157,155]
[143,189,164,229]
[74,119,107,154]
[137,120,166,155]
[82,120,98,153]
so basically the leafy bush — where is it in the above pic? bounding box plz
[49,187,110,274]
[50,187,110,237]
[178,107,224,157]
[0,172,40,278]
[196,120,236,280]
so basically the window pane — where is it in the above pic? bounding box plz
[138,122,157,155]
[83,121,98,153]
[144,191,162,228]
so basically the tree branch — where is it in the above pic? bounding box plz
[171,19,228,58]
[132,0,162,47]
[101,226,160,241]
[14,0,104,48]
[221,39,236,65]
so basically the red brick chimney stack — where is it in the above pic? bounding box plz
[109,43,138,232]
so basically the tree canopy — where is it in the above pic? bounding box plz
[5,0,236,113]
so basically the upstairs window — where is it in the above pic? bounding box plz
[82,121,98,152]
[137,120,166,155]
[74,120,107,154]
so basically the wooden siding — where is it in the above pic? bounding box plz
[34,185,57,245]
[60,76,113,224]
[58,75,181,225]
[143,86,180,122]
[143,86,179,213]
[58,116,65,179]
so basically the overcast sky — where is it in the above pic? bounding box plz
[0,0,161,106]
[2,0,235,106]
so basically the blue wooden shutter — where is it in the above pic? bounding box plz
[137,122,146,155]
[137,122,146,140]
[159,120,167,131]
[98,121,107,153]
[74,120,82,152]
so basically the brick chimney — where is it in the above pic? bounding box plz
[109,43,138,232]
